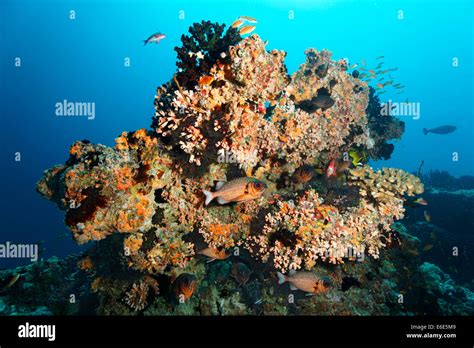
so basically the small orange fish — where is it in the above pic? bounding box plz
[376,83,384,89]
[231,19,244,28]
[197,247,231,262]
[368,70,376,74]
[292,165,315,184]
[326,159,337,178]
[198,75,214,86]
[203,177,267,205]
[239,25,256,35]
[277,271,331,294]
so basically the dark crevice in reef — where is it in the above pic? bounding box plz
[151,189,166,226]
[153,189,166,204]
[296,87,335,112]
[341,276,361,291]
[141,228,159,251]
[135,163,150,185]
[365,87,405,160]
[65,187,108,227]
[89,234,134,276]
[268,228,298,249]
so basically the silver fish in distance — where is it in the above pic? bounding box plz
[143,32,166,45]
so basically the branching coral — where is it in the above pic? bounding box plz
[245,167,424,272]
[175,20,241,89]
[348,165,424,204]
[246,190,346,271]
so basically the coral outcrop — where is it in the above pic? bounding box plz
[32,20,438,315]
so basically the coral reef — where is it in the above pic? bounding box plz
[417,262,474,315]
[37,131,169,244]
[37,130,197,275]
[153,33,288,170]
[30,21,474,317]
[2,231,473,316]
[421,169,474,191]
[246,167,423,272]
[0,256,95,315]
[402,172,474,286]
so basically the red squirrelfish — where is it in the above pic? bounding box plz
[203,177,267,205]
[326,159,337,178]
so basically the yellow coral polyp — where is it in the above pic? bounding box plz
[115,131,129,151]
[69,143,82,157]
[115,167,135,191]
[208,223,239,237]
[134,128,147,139]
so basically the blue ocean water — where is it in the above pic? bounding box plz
[1,0,472,265]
